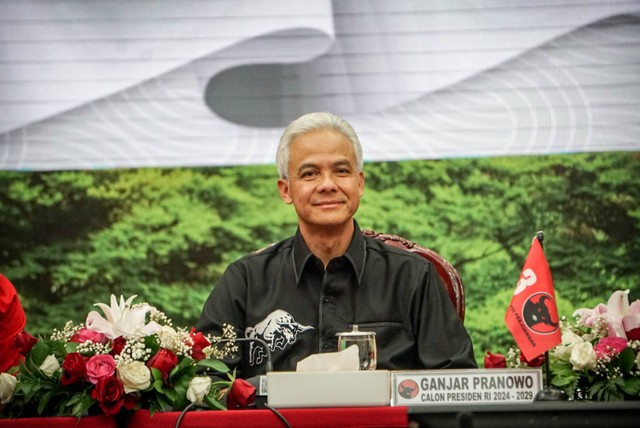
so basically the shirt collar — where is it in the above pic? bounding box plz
[292,220,366,286]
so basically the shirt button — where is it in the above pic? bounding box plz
[323,297,331,303]
[322,343,331,349]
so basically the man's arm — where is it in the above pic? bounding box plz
[413,264,477,369]
[195,263,248,372]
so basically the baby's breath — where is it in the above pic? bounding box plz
[50,321,82,342]
[205,323,238,359]
[148,306,172,326]
[76,341,111,356]
[115,336,153,364]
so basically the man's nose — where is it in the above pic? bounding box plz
[317,172,338,191]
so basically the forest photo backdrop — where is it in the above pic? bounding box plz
[2,151,638,365]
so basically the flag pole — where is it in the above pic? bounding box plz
[533,231,568,401]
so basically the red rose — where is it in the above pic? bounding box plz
[110,336,126,356]
[123,393,139,411]
[146,348,178,381]
[61,352,87,386]
[625,327,640,341]
[14,331,38,356]
[484,351,507,368]
[519,352,545,368]
[189,328,211,361]
[226,378,256,410]
[91,375,125,416]
[594,336,628,359]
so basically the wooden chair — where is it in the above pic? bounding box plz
[362,230,465,322]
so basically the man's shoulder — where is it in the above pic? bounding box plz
[233,236,294,264]
[363,234,429,263]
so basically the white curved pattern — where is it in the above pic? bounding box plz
[0,1,638,170]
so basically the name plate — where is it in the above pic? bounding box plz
[391,368,542,406]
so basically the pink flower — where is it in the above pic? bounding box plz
[70,327,108,344]
[573,290,640,339]
[86,354,117,384]
[593,336,628,359]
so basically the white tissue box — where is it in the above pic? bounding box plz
[266,370,391,408]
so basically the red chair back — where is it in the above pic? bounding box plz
[362,230,465,322]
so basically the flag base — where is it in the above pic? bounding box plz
[534,386,568,401]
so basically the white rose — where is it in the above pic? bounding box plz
[117,361,151,393]
[186,376,212,405]
[570,342,596,370]
[551,344,570,361]
[561,330,584,346]
[0,373,17,404]
[39,354,61,377]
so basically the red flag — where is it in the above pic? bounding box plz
[505,236,561,361]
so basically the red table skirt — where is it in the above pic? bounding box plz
[0,415,117,428]
[127,407,408,428]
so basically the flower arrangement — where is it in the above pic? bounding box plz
[0,295,251,419]
[485,289,640,401]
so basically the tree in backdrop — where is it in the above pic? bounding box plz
[1,151,638,364]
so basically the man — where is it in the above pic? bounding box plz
[196,112,476,378]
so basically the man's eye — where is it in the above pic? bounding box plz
[301,171,317,178]
[336,168,351,175]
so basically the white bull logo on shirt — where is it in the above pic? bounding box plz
[245,309,313,366]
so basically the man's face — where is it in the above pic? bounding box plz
[277,129,364,232]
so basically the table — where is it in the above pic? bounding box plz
[408,400,640,428]
[127,407,408,428]
[0,415,117,428]
[2,401,638,427]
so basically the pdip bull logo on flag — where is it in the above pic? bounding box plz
[522,292,559,334]
[505,235,562,361]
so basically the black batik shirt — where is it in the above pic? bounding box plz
[195,221,477,378]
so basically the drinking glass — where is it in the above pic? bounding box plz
[336,325,377,370]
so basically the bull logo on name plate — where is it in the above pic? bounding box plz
[398,379,420,399]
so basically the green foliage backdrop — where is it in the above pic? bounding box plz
[1,151,639,365]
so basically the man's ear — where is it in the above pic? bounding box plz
[277,178,293,204]
[358,171,365,197]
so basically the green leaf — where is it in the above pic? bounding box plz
[64,341,79,354]
[153,380,165,394]
[156,393,172,411]
[164,388,177,402]
[70,399,85,418]
[197,358,230,373]
[617,347,635,374]
[621,377,640,396]
[37,389,57,415]
[29,341,52,366]
[65,392,83,406]
[204,394,226,410]
[150,367,164,382]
